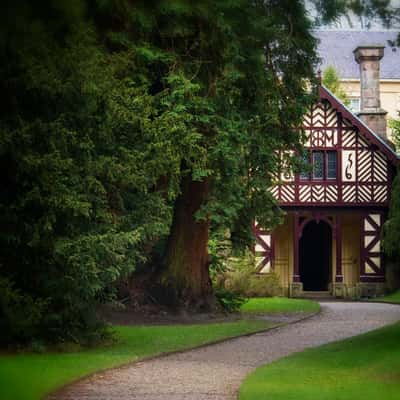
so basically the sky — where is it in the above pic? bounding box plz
[307,0,400,30]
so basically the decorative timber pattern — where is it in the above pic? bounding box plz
[360,213,384,282]
[253,222,274,274]
[271,93,393,207]
[258,86,398,288]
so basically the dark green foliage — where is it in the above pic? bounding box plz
[1,0,395,344]
[0,1,188,344]
[390,117,400,149]
[0,277,46,344]
[383,169,400,289]
[310,0,400,29]
[383,173,400,260]
[214,288,246,313]
[91,0,320,306]
[383,114,400,289]
[322,65,349,105]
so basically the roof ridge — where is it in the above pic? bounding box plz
[314,30,399,80]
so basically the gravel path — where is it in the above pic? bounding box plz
[53,302,400,400]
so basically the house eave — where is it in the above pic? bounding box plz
[319,85,400,165]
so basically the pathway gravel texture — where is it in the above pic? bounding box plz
[53,302,400,400]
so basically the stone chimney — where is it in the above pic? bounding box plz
[353,45,387,139]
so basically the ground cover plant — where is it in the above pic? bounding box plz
[0,320,273,400]
[240,297,320,314]
[213,250,283,298]
[239,321,400,400]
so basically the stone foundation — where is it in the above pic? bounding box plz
[343,285,360,300]
[289,282,303,298]
[337,283,388,299]
[332,283,345,298]
[356,282,387,298]
[286,282,389,299]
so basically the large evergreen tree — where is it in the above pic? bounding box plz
[95,0,321,308]
[150,0,318,309]
[0,0,194,343]
[1,0,397,343]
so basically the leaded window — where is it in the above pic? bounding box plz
[312,151,324,179]
[299,150,337,181]
[299,151,310,180]
[327,151,337,179]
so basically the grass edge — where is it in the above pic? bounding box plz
[48,309,321,400]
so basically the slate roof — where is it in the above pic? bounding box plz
[315,30,400,80]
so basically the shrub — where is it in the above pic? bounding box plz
[0,277,46,345]
[246,273,282,297]
[215,251,282,298]
[214,288,246,312]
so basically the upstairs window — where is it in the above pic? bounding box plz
[326,151,337,179]
[313,151,324,179]
[300,150,337,181]
[349,97,360,112]
[299,151,310,180]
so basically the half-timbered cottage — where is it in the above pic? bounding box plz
[254,45,399,299]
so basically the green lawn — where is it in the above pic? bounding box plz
[240,297,320,314]
[239,321,400,400]
[0,297,319,400]
[370,290,400,304]
[0,320,272,400]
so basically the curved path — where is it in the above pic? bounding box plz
[53,302,400,400]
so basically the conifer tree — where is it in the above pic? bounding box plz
[322,65,349,105]
[1,0,398,342]
[383,116,400,269]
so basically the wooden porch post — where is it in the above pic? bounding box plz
[293,212,300,282]
[335,215,343,283]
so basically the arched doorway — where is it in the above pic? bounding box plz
[299,220,332,291]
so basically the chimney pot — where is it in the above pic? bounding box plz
[353,45,387,139]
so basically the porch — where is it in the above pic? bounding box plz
[254,210,387,299]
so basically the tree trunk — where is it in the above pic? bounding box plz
[162,174,215,311]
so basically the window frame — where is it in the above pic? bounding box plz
[299,150,338,181]
[349,97,360,112]
[312,151,324,180]
[326,150,337,180]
